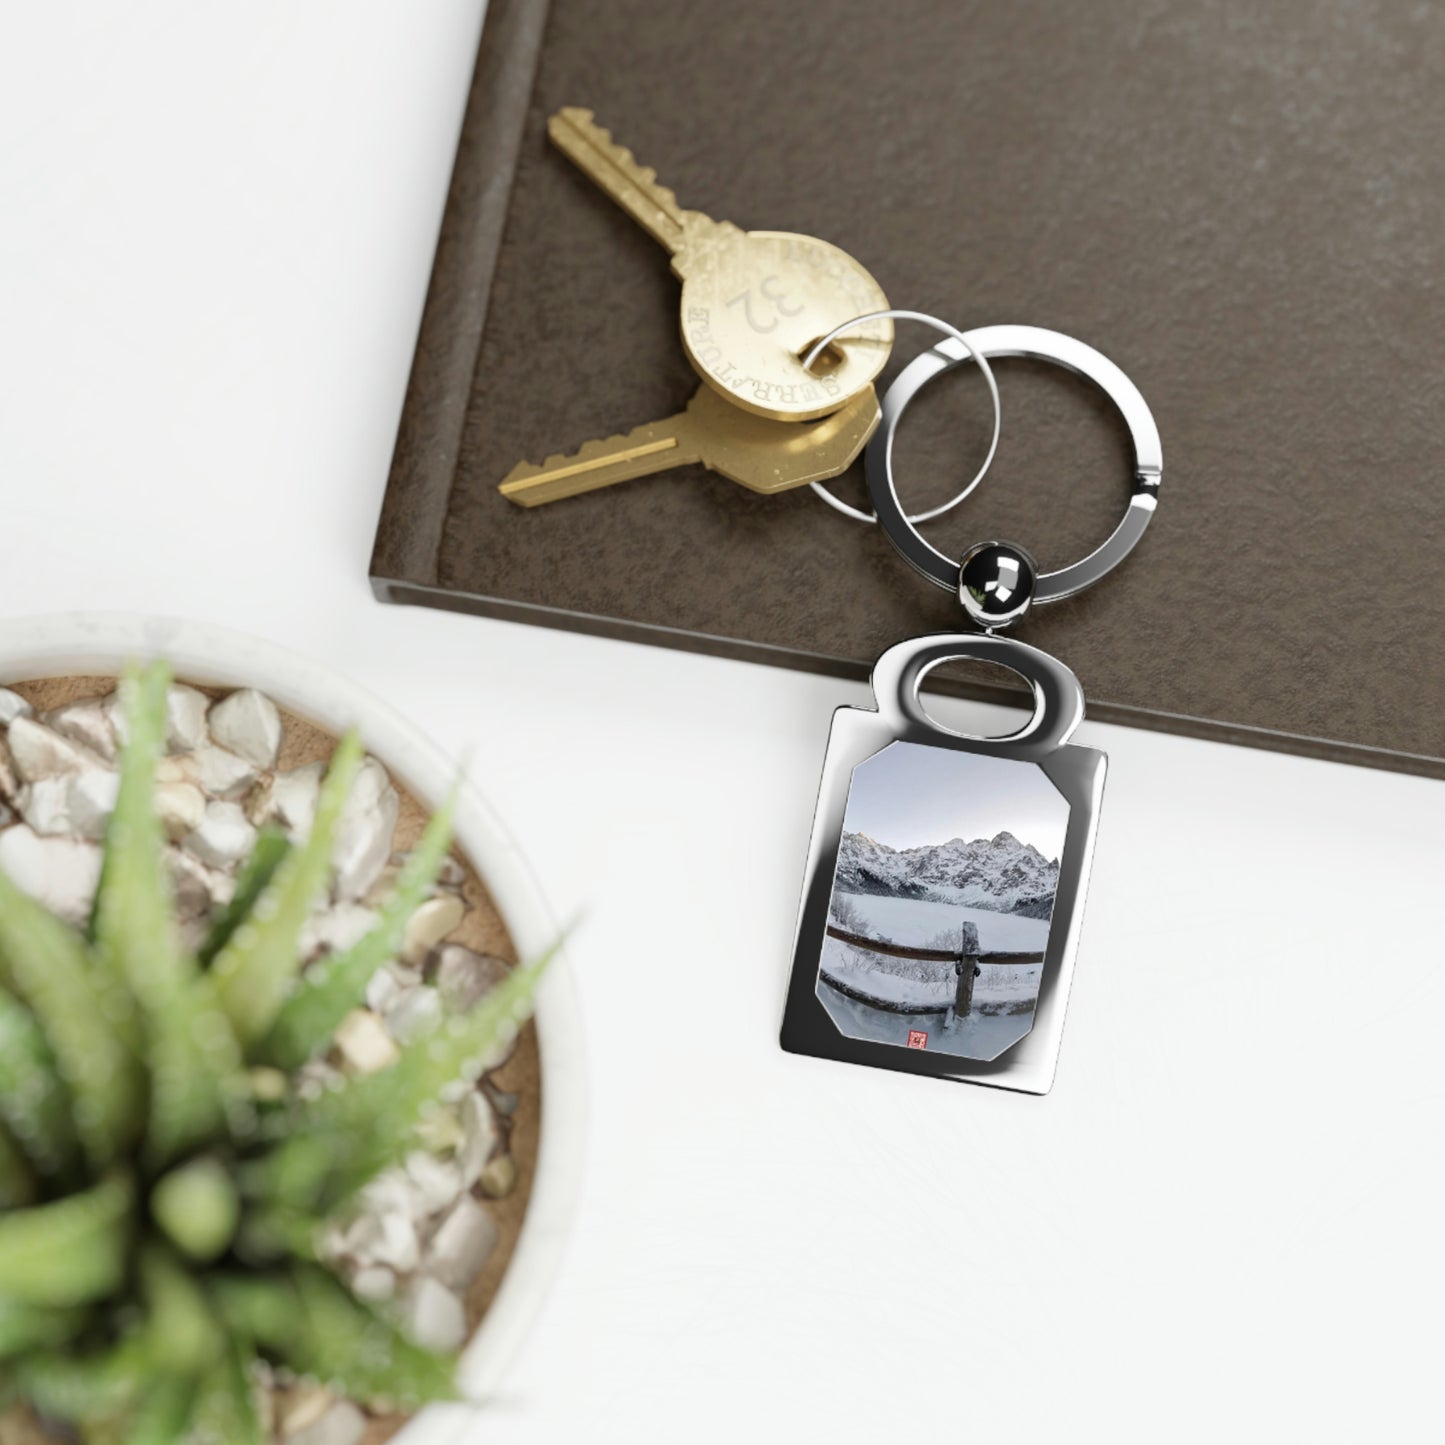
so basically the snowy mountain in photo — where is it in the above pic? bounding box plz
[833,829,1059,917]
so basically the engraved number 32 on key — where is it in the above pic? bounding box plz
[727,275,804,333]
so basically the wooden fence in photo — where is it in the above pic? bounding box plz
[823,924,1044,1018]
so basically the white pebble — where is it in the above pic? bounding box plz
[208,688,283,769]
[154,755,188,785]
[6,717,104,782]
[457,1091,500,1185]
[350,1265,396,1302]
[0,688,33,725]
[277,1381,333,1435]
[383,985,443,1044]
[364,965,401,1013]
[0,826,101,925]
[362,860,402,907]
[359,1169,422,1219]
[191,744,257,801]
[20,776,73,836]
[405,1149,464,1215]
[44,701,117,761]
[304,902,379,957]
[435,944,510,1014]
[266,762,322,837]
[183,800,257,868]
[415,1105,464,1154]
[164,685,210,753]
[339,1211,382,1264]
[67,770,120,840]
[0,736,17,802]
[401,892,465,966]
[377,1212,422,1273]
[364,962,422,1014]
[102,693,127,745]
[331,757,399,900]
[423,1194,498,1291]
[155,781,206,841]
[333,1008,399,1074]
[286,1400,365,1445]
[367,1209,420,1273]
[479,1152,517,1199]
[167,847,233,921]
[405,1276,468,1353]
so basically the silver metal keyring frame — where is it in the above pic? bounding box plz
[866,325,1163,603]
[871,631,1085,759]
[802,310,1002,526]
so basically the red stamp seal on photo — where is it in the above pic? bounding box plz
[907,1029,928,1050]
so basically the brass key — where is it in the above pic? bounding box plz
[549,107,893,423]
[498,384,879,507]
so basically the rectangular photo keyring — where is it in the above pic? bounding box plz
[780,634,1106,1094]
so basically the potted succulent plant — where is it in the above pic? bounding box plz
[0,617,584,1445]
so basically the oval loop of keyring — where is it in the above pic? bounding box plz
[871,631,1086,760]
[866,324,1163,604]
[802,311,1003,526]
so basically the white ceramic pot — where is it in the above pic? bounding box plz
[0,613,586,1443]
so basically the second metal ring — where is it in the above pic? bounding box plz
[866,325,1164,604]
[803,310,1002,526]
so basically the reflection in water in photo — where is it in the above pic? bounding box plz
[818,979,1035,1058]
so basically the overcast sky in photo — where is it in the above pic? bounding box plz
[843,741,1068,858]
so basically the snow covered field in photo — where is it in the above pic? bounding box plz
[818,891,1052,1060]
[817,981,1033,1059]
[837,892,1050,953]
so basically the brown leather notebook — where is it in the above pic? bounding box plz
[371,0,1445,778]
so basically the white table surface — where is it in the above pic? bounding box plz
[3,4,1441,1441]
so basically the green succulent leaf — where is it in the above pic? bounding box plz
[236,1132,336,1223]
[0,1123,37,1208]
[260,787,458,1071]
[281,1265,457,1410]
[212,730,364,1046]
[0,1299,90,1361]
[265,947,551,1214]
[197,827,290,970]
[187,1341,261,1445]
[91,663,186,1000]
[15,1335,150,1431]
[116,1370,194,1445]
[0,866,141,1170]
[0,984,80,1184]
[93,663,244,1165]
[209,1273,299,1353]
[138,1244,223,1377]
[0,1171,133,1308]
[232,1201,321,1266]
[150,1157,240,1264]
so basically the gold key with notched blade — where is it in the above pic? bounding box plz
[498,384,879,507]
[548,107,893,422]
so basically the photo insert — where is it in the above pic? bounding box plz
[818,741,1069,1062]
